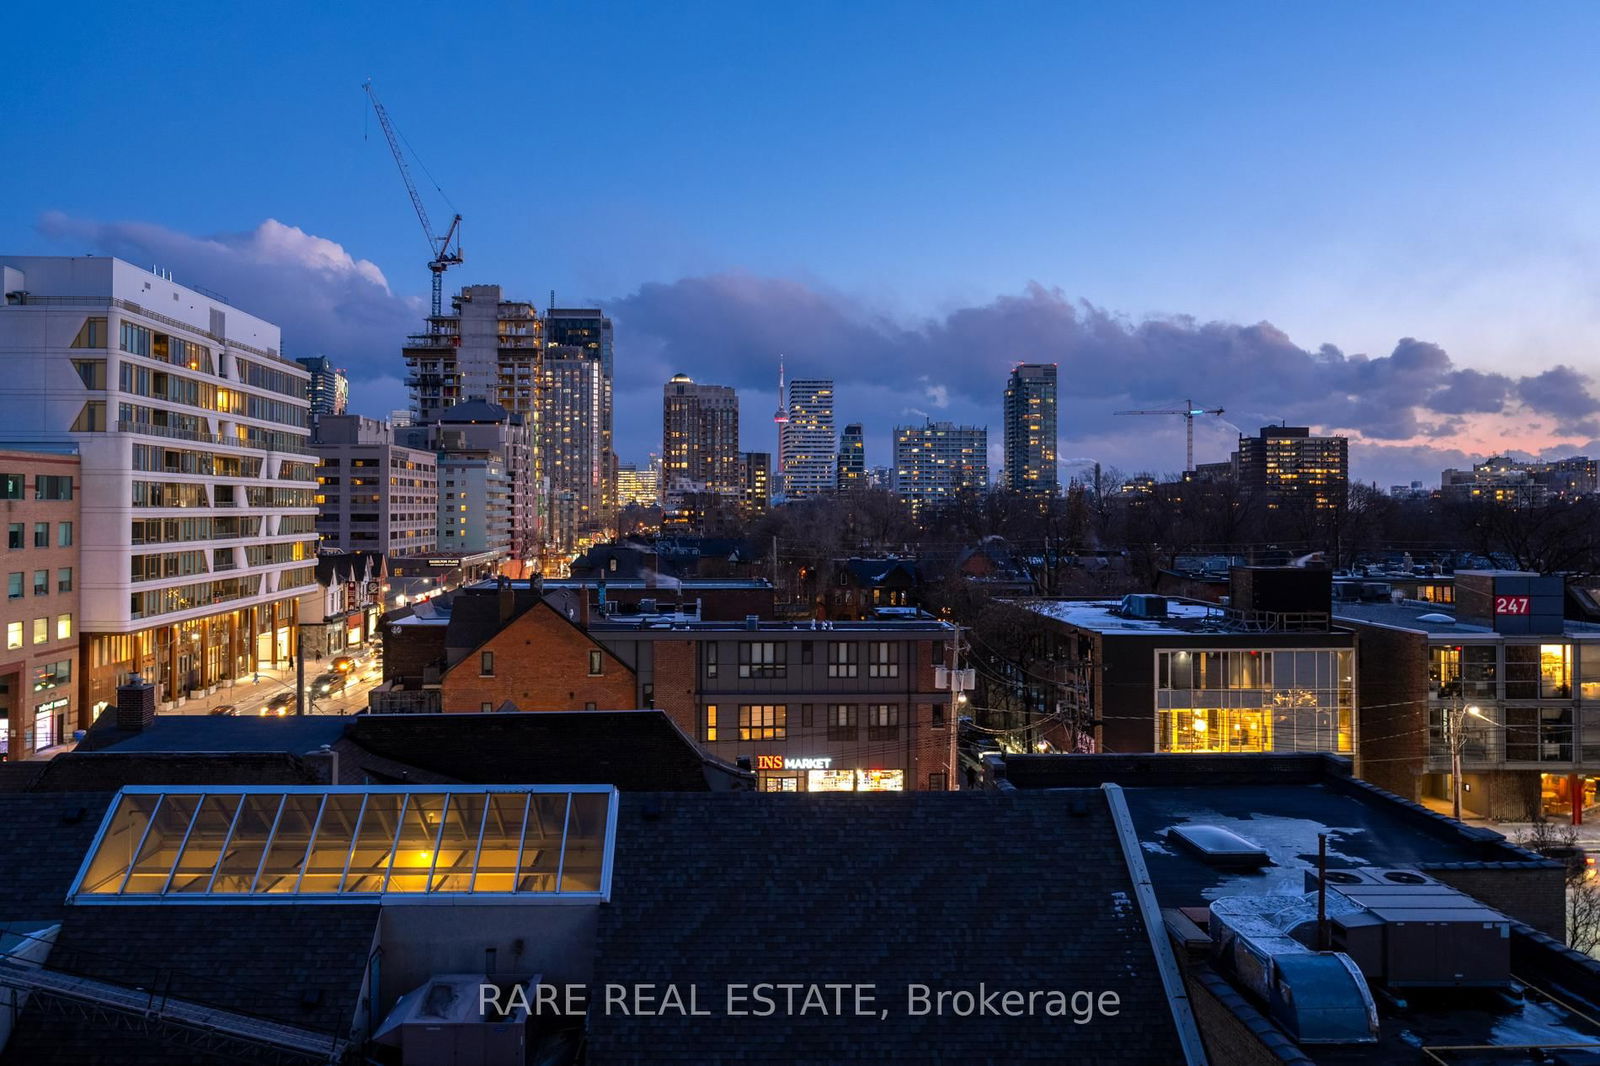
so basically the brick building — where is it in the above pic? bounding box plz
[0,449,81,757]
[383,580,956,791]
[1337,570,1600,821]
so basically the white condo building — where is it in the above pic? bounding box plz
[780,378,837,499]
[0,256,318,712]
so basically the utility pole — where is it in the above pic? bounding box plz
[939,627,973,790]
[295,622,306,717]
[1446,701,1486,821]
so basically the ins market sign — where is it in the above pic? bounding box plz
[756,755,834,771]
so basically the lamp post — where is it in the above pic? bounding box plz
[1446,702,1489,822]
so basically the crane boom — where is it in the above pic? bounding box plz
[363,80,463,317]
[1113,400,1225,474]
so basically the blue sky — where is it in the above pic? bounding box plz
[8,1,1600,487]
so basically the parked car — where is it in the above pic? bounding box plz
[209,704,238,717]
[260,693,295,717]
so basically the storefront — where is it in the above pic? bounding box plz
[754,754,906,793]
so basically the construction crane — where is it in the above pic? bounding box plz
[363,79,463,317]
[1113,400,1225,474]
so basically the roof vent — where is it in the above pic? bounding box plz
[744,614,760,631]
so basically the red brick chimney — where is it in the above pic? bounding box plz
[116,673,157,733]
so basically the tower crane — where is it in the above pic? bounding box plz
[363,79,463,317]
[1113,400,1225,474]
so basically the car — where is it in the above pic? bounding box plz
[331,655,357,674]
[209,704,238,717]
[260,693,295,717]
[312,672,347,696]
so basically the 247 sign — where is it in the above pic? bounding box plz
[1495,595,1531,615]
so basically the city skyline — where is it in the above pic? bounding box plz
[12,5,1600,489]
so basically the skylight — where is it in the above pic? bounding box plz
[68,785,616,904]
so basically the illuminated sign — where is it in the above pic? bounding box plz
[756,755,833,771]
[1495,595,1531,615]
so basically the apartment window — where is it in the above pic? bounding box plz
[928,772,949,792]
[584,701,597,711]
[57,568,72,593]
[932,701,947,729]
[72,357,107,386]
[32,570,48,597]
[32,523,48,548]
[57,522,72,547]
[71,317,107,349]
[868,703,901,740]
[481,702,493,712]
[480,651,494,676]
[868,642,900,679]
[0,475,19,500]
[31,618,47,645]
[828,642,859,678]
[738,704,787,740]
[588,650,603,676]
[6,573,20,600]
[828,704,859,741]
[801,641,814,665]
[643,682,654,709]
[705,642,718,678]
[739,641,787,678]
[35,476,72,501]
[55,614,71,641]
[5,622,19,650]
[7,524,20,550]
[703,704,718,742]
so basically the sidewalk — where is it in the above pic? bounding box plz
[1419,796,1600,846]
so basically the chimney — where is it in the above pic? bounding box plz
[579,585,590,628]
[116,673,156,733]
[498,576,514,623]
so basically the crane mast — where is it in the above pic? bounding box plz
[363,80,463,317]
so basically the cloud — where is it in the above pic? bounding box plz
[34,213,417,386]
[34,214,1600,487]
[918,377,950,408]
[605,274,1600,481]
[1517,366,1600,434]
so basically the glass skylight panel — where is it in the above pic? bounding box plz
[68,786,616,903]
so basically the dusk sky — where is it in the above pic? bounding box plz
[9,1,1600,487]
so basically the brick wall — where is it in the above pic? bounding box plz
[1425,863,1566,940]
[652,639,700,738]
[1183,966,1313,1066]
[440,602,637,712]
[1351,624,1429,801]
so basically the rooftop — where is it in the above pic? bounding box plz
[1334,598,1600,637]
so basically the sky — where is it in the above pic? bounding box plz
[8,1,1600,488]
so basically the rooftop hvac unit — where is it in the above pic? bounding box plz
[1208,896,1378,1045]
[1321,871,1512,988]
[373,973,531,1066]
[1119,594,1169,619]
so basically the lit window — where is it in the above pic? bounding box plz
[6,622,20,650]
[57,614,71,640]
[32,618,47,644]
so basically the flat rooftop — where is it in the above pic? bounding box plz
[1335,599,1600,637]
[1017,597,1335,637]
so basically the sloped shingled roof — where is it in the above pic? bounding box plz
[346,711,745,791]
[589,790,1184,1063]
[0,792,377,1065]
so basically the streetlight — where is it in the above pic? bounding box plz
[1446,703,1494,822]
